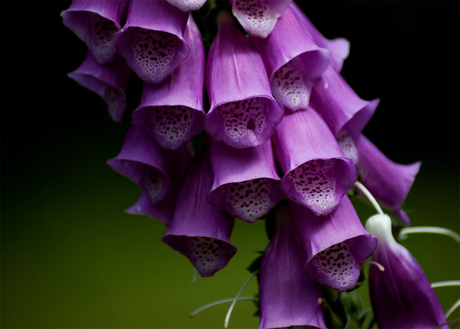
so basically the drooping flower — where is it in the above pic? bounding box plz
[61,0,128,64]
[162,141,237,277]
[131,15,205,150]
[113,0,190,84]
[204,10,284,149]
[290,197,378,292]
[366,213,448,329]
[272,108,358,216]
[207,138,283,223]
[355,135,421,225]
[228,0,292,38]
[67,51,132,122]
[259,202,326,329]
[251,4,330,112]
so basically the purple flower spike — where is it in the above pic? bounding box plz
[207,139,283,223]
[229,0,292,38]
[355,135,421,225]
[366,214,448,329]
[272,108,358,216]
[162,142,237,277]
[131,16,205,150]
[310,66,379,138]
[205,11,284,149]
[167,0,206,12]
[289,3,350,72]
[251,5,330,112]
[61,0,128,64]
[113,0,190,84]
[290,197,378,292]
[259,203,326,329]
[68,51,132,122]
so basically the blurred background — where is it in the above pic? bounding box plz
[1,1,459,328]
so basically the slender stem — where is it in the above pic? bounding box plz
[363,259,385,272]
[192,268,199,282]
[189,296,257,318]
[224,271,258,329]
[399,227,460,243]
[431,281,460,289]
[433,318,460,329]
[445,299,460,319]
[354,181,384,215]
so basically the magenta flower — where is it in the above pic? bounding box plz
[131,16,205,150]
[61,0,128,64]
[290,197,378,292]
[228,0,292,38]
[272,108,358,216]
[251,4,330,112]
[258,203,326,329]
[162,142,237,278]
[113,0,190,84]
[207,139,283,223]
[204,10,284,149]
[68,51,132,122]
[355,135,421,225]
[366,214,448,329]
[166,0,206,12]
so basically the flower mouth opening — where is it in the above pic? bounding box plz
[140,166,166,204]
[88,13,118,64]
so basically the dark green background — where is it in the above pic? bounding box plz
[1,1,459,328]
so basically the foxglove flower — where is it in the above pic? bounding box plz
[366,214,448,328]
[251,5,330,112]
[355,135,421,225]
[162,142,237,277]
[272,108,358,216]
[290,197,378,292]
[259,203,326,329]
[205,10,284,149]
[289,2,350,72]
[310,66,380,138]
[167,0,206,12]
[68,51,132,122]
[114,0,190,84]
[131,16,205,150]
[207,139,283,223]
[229,0,291,38]
[61,0,128,64]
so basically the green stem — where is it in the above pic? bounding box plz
[398,226,460,243]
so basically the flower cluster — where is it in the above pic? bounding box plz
[62,1,455,328]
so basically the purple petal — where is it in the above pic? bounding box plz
[205,11,284,148]
[68,51,132,122]
[208,139,283,223]
[229,0,292,38]
[113,0,190,84]
[289,2,350,72]
[290,197,378,292]
[162,142,237,277]
[131,16,205,149]
[310,66,379,137]
[166,0,206,12]
[251,5,330,112]
[272,108,358,216]
[366,214,448,329]
[259,203,326,329]
[355,135,421,225]
[61,0,128,64]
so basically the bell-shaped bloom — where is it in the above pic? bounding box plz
[113,0,190,84]
[68,51,132,122]
[61,0,128,64]
[228,0,291,38]
[272,108,358,216]
[290,197,378,292]
[131,16,205,150]
[166,0,206,12]
[366,214,448,329]
[310,66,379,138]
[162,142,237,277]
[259,203,326,329]
[251,5,330,112]
[289,3,350,72]
[207,139,283,223]
[355,135,421,226]
[205,11,284,149]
